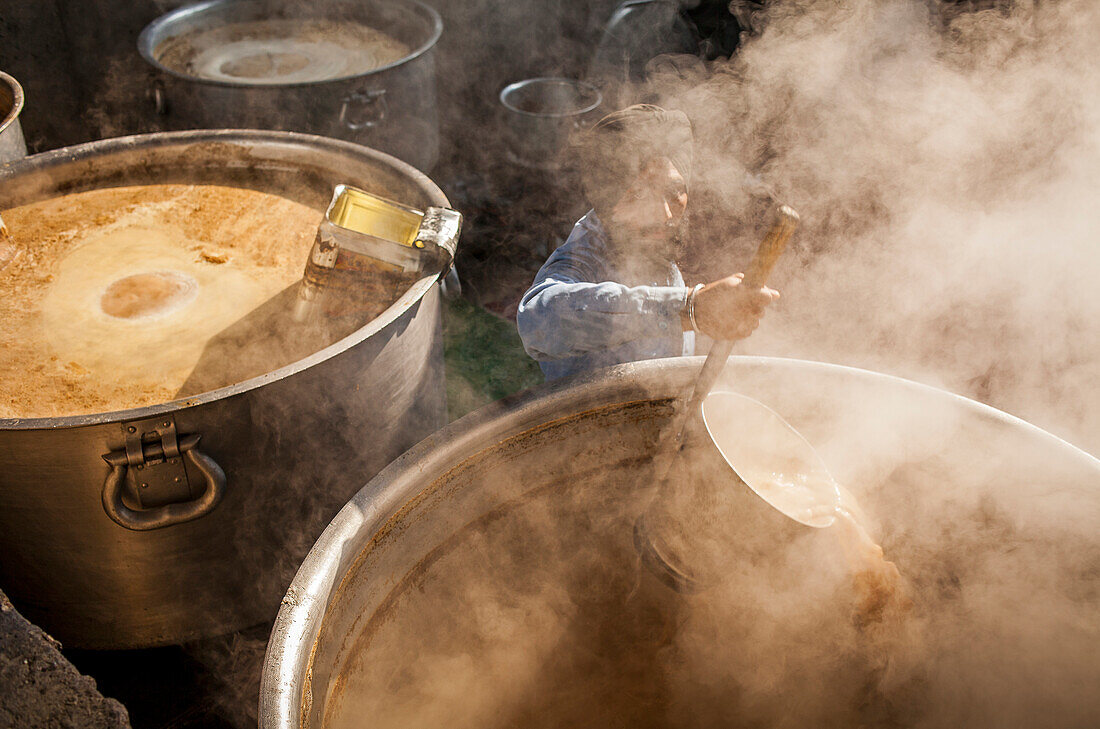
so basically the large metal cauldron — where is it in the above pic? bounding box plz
[139,0,441,171]
[261,357,1100,729]
[0,130,451,649]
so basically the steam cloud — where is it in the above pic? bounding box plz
[318,376,1100,729]
[650,0,1100,455]
[306,2,1100,728]
[48,0,1099,725]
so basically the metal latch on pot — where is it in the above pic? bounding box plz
[101,416,226,531]
[119,418,193,507]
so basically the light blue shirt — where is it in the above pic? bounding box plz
[517,211,694,380]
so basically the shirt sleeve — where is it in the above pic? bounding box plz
[516,236,690,362]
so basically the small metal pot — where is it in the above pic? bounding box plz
[0,130,453,649]
[0,71,27,163]
[139,0,442,171]
[499,77,601,170]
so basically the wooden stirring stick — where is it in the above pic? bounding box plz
[651,204,800,485]
[635,204,800,592]
[685,204,799,417]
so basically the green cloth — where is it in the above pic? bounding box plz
[443,297,543,421]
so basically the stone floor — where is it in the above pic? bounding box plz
[0,590,130,729]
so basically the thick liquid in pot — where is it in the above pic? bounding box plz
[155,18,411,85]
[0,184,408,418]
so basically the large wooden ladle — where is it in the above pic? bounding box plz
[635,204,840,592]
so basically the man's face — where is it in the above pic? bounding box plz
[607,157,688,259]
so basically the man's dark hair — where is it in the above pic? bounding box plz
[573,104,694,217]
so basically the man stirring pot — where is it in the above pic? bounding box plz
[517,104,779,380]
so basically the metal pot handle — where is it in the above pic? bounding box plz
[340,88,387,130]
[101,433,226,531]
[150,78,169,116]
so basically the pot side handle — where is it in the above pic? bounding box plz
[150,78,169,116]
[340,88,387,131]
[101,433,226,530]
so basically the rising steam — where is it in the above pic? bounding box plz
[652,0,1099,455]
[307,2,1100,728]
[317,366,1100,729]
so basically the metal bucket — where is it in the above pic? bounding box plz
[261,356,1100,729]
[0,129,452,649]
[0,71,27,163]
[139,0,442,171]
[499,77,601,170]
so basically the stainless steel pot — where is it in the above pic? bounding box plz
[499,77,601,170]
[0,71,27,163]
[0,129,452,649]
[261,356,1100,729]
[139,0,441,171]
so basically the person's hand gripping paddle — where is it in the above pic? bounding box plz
[635,205,842,593]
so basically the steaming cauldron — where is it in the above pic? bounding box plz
[262,357,1100,729]
[139,0,441,171]
[0,130,451,649]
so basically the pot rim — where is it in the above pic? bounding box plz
[258,354,1100,729]
[499,77,603,119]
[137,0,443,90]
[0,128,449,430]
[0,70,25,136]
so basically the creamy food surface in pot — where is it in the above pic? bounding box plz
[0,184,405,418]
[155,18,411,85]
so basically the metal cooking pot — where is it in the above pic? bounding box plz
[0,71,27,163]
[0,129,452,649]
[261,356,1100,729]
[139,0,441,171]
[499,77,601,170]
